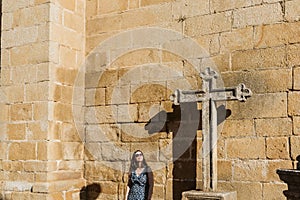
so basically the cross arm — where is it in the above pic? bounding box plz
[170,89,205,105]
[211,83,252,101]
[170,83,252,105]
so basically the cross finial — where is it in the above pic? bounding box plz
[200,67,218,81]
[236,83,252,102]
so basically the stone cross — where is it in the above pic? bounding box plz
[170,67,252,192]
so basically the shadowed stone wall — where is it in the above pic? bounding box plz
[0,0,299,199]
[84,0,300,199]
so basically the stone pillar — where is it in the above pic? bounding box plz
[0,0,86,199]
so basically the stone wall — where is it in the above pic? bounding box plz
[0,0,85,199]
[0,0,299,200]
[84,0,300,200]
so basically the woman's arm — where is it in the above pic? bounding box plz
[125,186,130,200]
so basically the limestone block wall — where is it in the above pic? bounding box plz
[0,0,85,199]
[0,0,299,200]
[85,0,300,200]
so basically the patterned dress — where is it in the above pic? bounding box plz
[127,169,148,200]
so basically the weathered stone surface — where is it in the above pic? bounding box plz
[86,15,122,35]
[97,70,118,88]
[221,119,254,138]
[10,104,33,121]
[232,46,286,71]
[33,102,48,121]
[57,0,75,11]
[255,118,292,137]
[9,142,36,160]
[218,182,262,200]
[86,124,120,143]
[285,0,300,21]
[218,160,232,181]
[98,0,128,14]
[220,26,253,52]
[141,0,174,6]
[129,0,139,9]
[266,137,289,159]
[7,123,26,140]
[50,23,82,50]
[117,104,138,123]
[233,160,266,182]
[288,91,300,116]
[11,192,31,200]
[86,0,97,19]
[211,0,250,12]
[113,49,160,68]
[2,0,31,12]
[105,85,131,105]
[294,116,300,135]
[262,183,287,200]
[10,42,49,66]
[233,3,283,28]
[101,142,130,161]
[53,103,73,122]
[1,49,10,69]
[60,123,81,142]
[12,4,49,27]
[152,184,165,199]
[24,161,57,172]
[25,82,48,102]
[131,84,167,103]
[290,136,300,159]
[45,142,63,160]
[62,142,84,160]
[226,137,265,159]
[58,160,83,171]
[195,34,220,56]
[63,11,84,33]
[59,45,77,68]
[185,12,232,36]
[3,161,24,174]
[287,43,300,67]
[1,85,25,103]
[226,93,287,119]
[86,88,105,106]
[172,0,209,19]
[121,4,172,29]
[2,27,39,49]
[294,67,300,90]
[254,22,300,48]
[54,67,78,86]
[85,161,123,182]
[85,105,117,124]
[32,179,85,193]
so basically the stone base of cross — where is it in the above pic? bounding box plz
[170,67,252,192]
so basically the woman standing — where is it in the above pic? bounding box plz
[126,150,154,200]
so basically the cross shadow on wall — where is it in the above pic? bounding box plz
[80,183,101,200]
[145,103,231,200]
